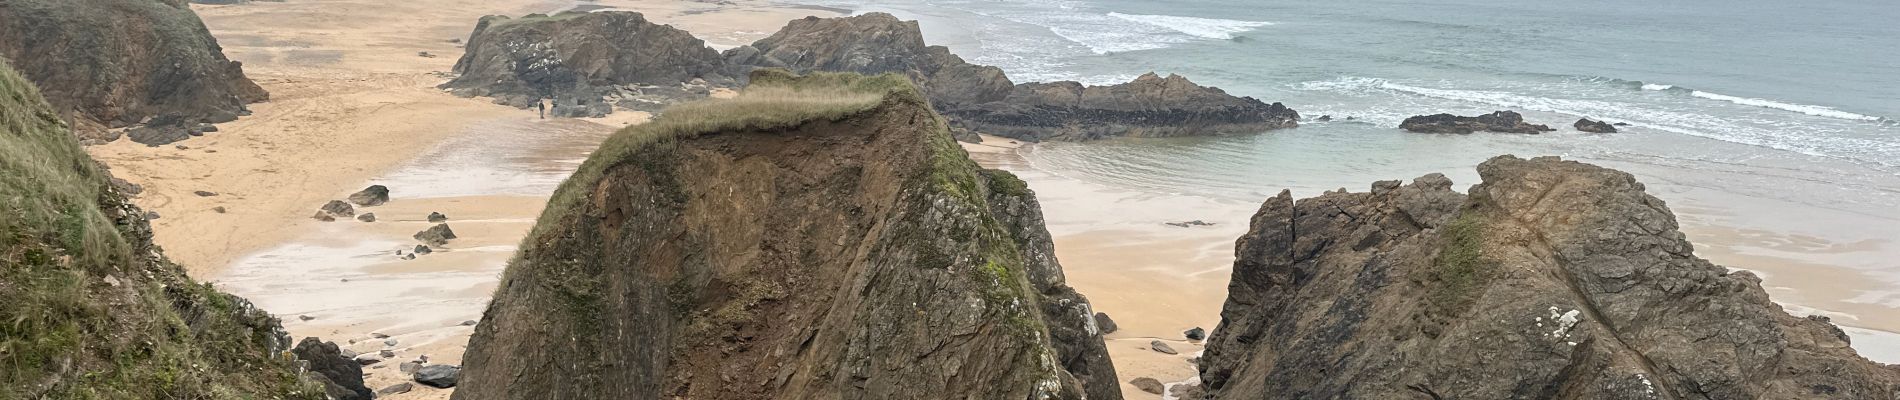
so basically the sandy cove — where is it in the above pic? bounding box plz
[76,0,840,398]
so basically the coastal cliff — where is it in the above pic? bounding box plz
[443,11,731,117]
[453,70,1119,399]
[0,59,327,399]
[726,13,1298,142]
[0,0,267,144]
[1198,156,1900,399]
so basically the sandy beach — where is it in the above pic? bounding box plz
[75,0,841,398]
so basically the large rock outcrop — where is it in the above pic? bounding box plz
[0,0,267,144]
[454,70,1119,399]
[1198,155,1900,399]
[443,11,731,117]
[0,59,318,398]
[726,13,1298,142]
[943,72,1300,141]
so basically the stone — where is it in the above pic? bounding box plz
[1150,340,1178,355]
[371,333,390,339]
[1184,327,1205,341]
[174,144,189,150]
[399,361,424,374]
[379,349,396,358]
[1399,110,1553,134]
[377,383,414,396]
[427,212,449,222]
[1168,383,1207,399]
[402,254,416,260]
[212,206,226,213]
[460,320,477,326]
[352,352,384,366]
[291,337,373,400]
[298,315,314,321]
[1316,115,1332,122]
[384,339,399,347]
[1574,117,1618,133]
[413,224,457,246]
[1130,377,1165,395]
[1093,312,1118,335]
[193,190,217,197]
[442,11,733,116]
[413,365,462,388]
[356,213,376,222]
[348,185,389,206]
[312,212,335,222]
[319,200,355,218]
[144,211,160,220]
[413,245,433,255]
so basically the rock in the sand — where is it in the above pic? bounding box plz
[298,315,314,321]
[193,190,217,197]
[291,337,373,400]
[427,212,448,222]
[144,211,160,220]
[378,383,415,396]
[1574,117,1618,133]
[340,349,359,359]
[1150,340,1178,355]
[384,339,399,347]
[348,185,389,206]
[1184,327,1206,341]
[379,349,396,358]
[413,245,433,255]
[413,224,457,246]
[400,361,424,374]
[1399,110,1553,134]
[1169,382,1207,399]
[1130,377,1166,395]
[319,200,355,218]
[443,11,732,116]
[197,123,218,133]
[414,365,462,388]
[1093,312,1118,335]
[352,352,384,366]
[402,254,416,260]
[312,212,335,222]
[212,206,226,213]
[356,213,376,222]
[460,320,477,326]
[371,333,390,339]
[109,177,143,196]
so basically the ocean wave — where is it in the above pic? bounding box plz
[1105,12,1272,40]
[1686,90,1883,122]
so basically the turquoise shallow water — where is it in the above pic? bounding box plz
[793,0,1900,361]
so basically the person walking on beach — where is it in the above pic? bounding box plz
[537,99,546,119]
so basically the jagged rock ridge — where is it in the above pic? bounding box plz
[0,0,267,144]
[725,13,1299,141]
[454,70,1119,399]
[443,11,731,117]
[0,59,326,399]
[1198,155,1900,399]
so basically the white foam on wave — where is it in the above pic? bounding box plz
[1106,12,1272,40]
[1640,84,1675,91]
[1688,90,1882,121]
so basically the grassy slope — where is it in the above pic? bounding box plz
[0,59,319,399]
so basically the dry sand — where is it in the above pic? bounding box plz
[74,0,840,398]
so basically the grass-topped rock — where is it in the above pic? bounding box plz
[1197,156,1900,399]
[453,70,1119,400]
[0,0,267,144]
[0,59,324,399]
[443,11,733,117]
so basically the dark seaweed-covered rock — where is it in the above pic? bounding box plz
[1199,155,1900,399]
[443,11,730,117]
[0,0,266,142]
[348,185,389,206]
[1400,110,1553,134]
[291,338,373,400]
[413,224,456,246]
[1574,117,1618,133]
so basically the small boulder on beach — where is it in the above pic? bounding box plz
[414,365,462,388]
[356,213,376,222]
[348,185,390,206]
[1574,117,1618,133]
[414,224,457,246]
[1150,340,1178,355]
[427,212,449,223]
[1130,377,1165,394]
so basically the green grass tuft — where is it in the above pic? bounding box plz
[1424,211,1494,316]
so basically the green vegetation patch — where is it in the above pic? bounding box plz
[1423,211,1496,317]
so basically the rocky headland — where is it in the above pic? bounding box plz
[452,70,1119,399]
[0,0,266,145]
[0,59,350,399]
[725,13,1299,142]
[442,11,732,117]
[1400,110,1553,134]
[1196,155,1900,399]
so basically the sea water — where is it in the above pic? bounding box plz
[793,0,1900,362]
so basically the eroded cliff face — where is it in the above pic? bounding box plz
[0,59,321,399]
[0,0,267,144]
[454,70,1119,400]
[726,13,1298,142]
[1198,156,1900,399]
[444,11,731,117]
